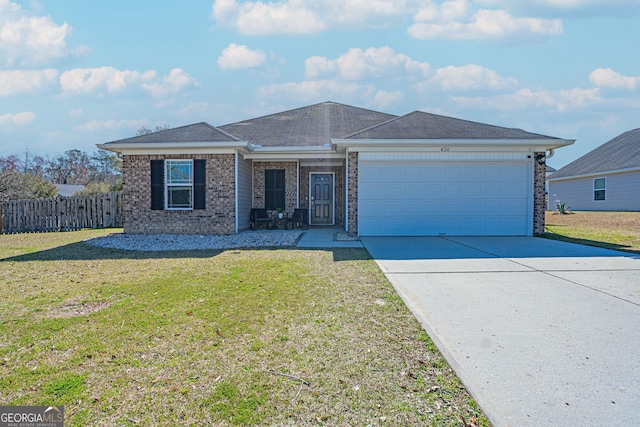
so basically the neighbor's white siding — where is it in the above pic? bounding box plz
[548,170,640,211]
[236,153,253,231]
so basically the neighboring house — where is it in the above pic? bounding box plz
[548,128,640,211]
[54,184,85,197]
[545,166,556,209]
[98,101,573,237]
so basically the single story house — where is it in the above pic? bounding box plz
[548,128,640,211]
[98,101,573,236]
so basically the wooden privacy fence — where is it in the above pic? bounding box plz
[0,192,122,234]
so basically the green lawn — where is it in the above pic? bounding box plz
[0,230,488,426]
[544,211,640,254]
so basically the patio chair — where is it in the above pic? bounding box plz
[287,208,308,230]
[250,208,273,230]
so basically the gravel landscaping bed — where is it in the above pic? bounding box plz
[84,230,304,251]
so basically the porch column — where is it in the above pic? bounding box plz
[347,151,359,236]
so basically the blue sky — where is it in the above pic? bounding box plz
[1,0,639,168]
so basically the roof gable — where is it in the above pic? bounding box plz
[346,111,560,140]
[218,101,397,147]
[104,122,239,145]
[551,128,640,179]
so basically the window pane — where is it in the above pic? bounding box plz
[594,178,606,190]
[168,186,192,208]
[594,190,605,201]
[167,161,193,184]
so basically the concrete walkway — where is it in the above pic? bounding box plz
[295,226,363,248]
[362,236,640,427]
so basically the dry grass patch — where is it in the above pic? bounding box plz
[544,211,640,253]
[0,229,489,426]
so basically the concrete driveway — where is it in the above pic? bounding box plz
[361,236,640,427]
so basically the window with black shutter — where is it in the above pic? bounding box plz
[150,159,206,210]
[264,169,285,210]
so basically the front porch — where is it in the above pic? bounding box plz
[249,160,346,229]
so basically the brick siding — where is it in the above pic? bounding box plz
[347,152,358,236]
[533,152,547,236]
[122,154,236,234]
[252,161,298,215]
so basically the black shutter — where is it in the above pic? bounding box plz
[265,169,285,209]
[150,160,164,210]
[193,159,206,210]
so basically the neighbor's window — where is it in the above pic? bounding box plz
[165,160,193,209]
[594,177,606,201]
[264,169,285,210]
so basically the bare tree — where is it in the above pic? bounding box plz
[47,149,91,184]
[136,124,171,136]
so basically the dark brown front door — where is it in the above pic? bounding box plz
[311,174,333,225]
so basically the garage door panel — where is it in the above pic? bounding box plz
[403,166,422,181]
[402,183,422,198]
[462,183,482,197]
[383,166,402,181]
[501,181,526,195]
[422,167,442,180]
[402,201,422,216]
[422,184,441,198]
[442,184,462,198]
[359,161,531,236]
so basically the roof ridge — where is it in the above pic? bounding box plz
[343,113,407,138]
[218,101,393,127]
[200,122,243,141]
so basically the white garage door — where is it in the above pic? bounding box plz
[358,161,532,236]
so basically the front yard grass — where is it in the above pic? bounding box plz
[544,210,640,254]
[0,229,488,426]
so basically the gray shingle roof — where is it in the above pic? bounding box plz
[104,122,239,144]
[550,128,640,179]
[346,111,561,140]
[218,101,397,147]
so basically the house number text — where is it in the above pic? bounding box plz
[440,147,450,152]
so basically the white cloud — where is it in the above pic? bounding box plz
[217,43,267,71]
[60,67,156,94]
[478,0,638,9]
[74,119,149,132]
[212,0,411,35]
[0,0,75,66]
[141,68,200,98]
[0,111,36,125]
[258,79,371,101]
[408,0,563,42]
[176,102,211,117]
[419,64,518,91]
[212,0,326,35]
[305,47,431,80]
[370,90,405,109]
[454,87,602,112]
[589,68,640,90]
[212,0,565,42]
[0,69,58,96]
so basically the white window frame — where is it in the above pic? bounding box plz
[593,177,606,201]
[165,159,194,210]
